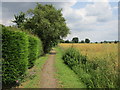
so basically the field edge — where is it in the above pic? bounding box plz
[54,47,86,88]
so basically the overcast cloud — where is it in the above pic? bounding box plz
[1,0,118,42]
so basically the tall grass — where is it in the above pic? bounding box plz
[54,47,86,88]
[60,43,118,88]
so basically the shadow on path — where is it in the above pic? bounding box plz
[49,51,56,55]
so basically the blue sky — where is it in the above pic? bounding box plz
[0,0,119,42]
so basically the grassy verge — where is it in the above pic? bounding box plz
[18,54,48,88]
[54,47,86,88]
[60,46,118,88]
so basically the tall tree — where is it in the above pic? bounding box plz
[14,3,69,53]
[85,38,90,43]
[65,40,70,43]
[81,40,84,43]
[12,12,26,28]
[72,37,79,43]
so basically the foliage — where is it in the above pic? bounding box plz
[62,47,87,68]
[85,38,90,43]
[100,41,119,44]
[55,47,86,88]
[72,59,119,88]
[13,3,70,53]
[59,39,65,43]
[72,37,79,43]
[64,40,70,43]
[28,35,43,68]
[12,12,26,28]
[104,41,108,43]
[2,26,29,88]
[60,43,119,88]
[19,55,48,88]
[114,40,118,44]
[80,40,84,43]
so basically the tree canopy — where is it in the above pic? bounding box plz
[81,40,84,43]
[72,37,79,43]
[85,38,90,43]
[13,3,70,53]
[12,12,26,28]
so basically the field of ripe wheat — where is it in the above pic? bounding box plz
[59,43,118,61]
[59,43,118,71]
[59,43,119,88]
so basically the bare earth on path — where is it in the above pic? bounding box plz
[40,49,58,88]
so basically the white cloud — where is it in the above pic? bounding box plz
[113,6,118,10]
[0,19,1,25]
[64,19,118,42]
[59,0,117,41]
[2,19,14,26]
[65,25,118,42]
[86,1,113,22]
[1,1,118,41]
[2,0,119,2]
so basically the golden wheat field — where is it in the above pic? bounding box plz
[59,43,118,69]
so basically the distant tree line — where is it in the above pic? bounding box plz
[60,37,90,43]
[60,37,119,44]
[99,40,119,44]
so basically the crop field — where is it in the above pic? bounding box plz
[2,2,119,89]
[59,43,118,73]
[59,43,119,88]
[59,43,118,61]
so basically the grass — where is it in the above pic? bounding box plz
[54,47,86,88]
[59,43,118,75]
[59,43,118,61]
[59,43,118,88]
[18,55,48,88]
[59,43,118,78]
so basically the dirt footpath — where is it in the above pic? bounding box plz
[40,50,58,88]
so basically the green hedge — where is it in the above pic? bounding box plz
[62,47,87,68]
[2,26,29,87]
[36,37,43,57]
[2,25,43,88]
[28,35,43,69]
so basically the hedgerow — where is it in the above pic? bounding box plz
[62,47,87,68]
[62,47,118,88]
[28,35,43,68]
[2,26,29,87]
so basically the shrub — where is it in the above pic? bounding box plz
[72,59,118,88]
[28,35,42,68]
[2,26,29,87]
[37,37,43,57]
[62,47,118,88]
[62,47,87,68]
